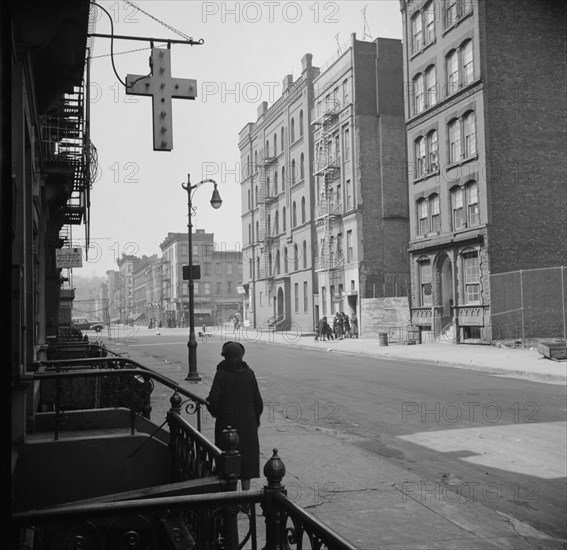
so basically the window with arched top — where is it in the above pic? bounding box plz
[430,193,440,232]
[417,198,429,235]
[282,206,286,231]
[303,240,307,268]
[284,247,288,273]
[291,159,296,184]
[451,186,465,230]
[274,171,278,194]
[299,110,304,137]
[463,111,476,158]
[448,118,461,163]
[446,49,459,95]
[248,224,251,243]
[462,40,474,84]
[466,180,480,227]
[291,118,295,142]
[411,10,423,52]
[425,65,436,107]
[414,136,426,178]
[255,185,259,206]
[254,151,258,171]
[413,73,424,114]
[275,210,279,234]
[255,220,259,241]
[427,130,438,172]
[266,140,269,157]
[292,201,297,227]
[275,250,281,274]
[281,166,286,191]
[294,244,299,271]
[274,133,277,156]
[301,196,306,224]
[281,127,284,150]
[267,214,271,236]
[300,153,305,180]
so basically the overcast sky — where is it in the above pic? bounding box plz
[80,0,403,277]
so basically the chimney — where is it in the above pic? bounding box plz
[257,101,268,119]
[282,74,293,91]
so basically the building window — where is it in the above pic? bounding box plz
[344,127,350,160]
[249,258,253,278]
[417,199,429,235]
[300,110,304,137]
[294,283,299,312]
[346,179,352,209]
[447,50,459,95]
[303,240,307,268]
[257,256,260,278]
[451,187,465,230]
[418,258,432,306]
[445,0,472,29]
[322,286,327,315]
[463,251,480,303]
[260,291,263,306]
[431,194,441,232]
[415,136,426,178]
[462,40,474,84]
[205,283,211,295]
[282,206,286,231]
[215,263,222,275]
[255,185,258,206]
[227,263,233,275]
[291,117,295,142]
[275,250,281,274]
[303,281,308,312]
[267,176,271,196]
[347,230,353,263]
[425,65,437,107]
[337,233,343,261]
[281,166,285,191]
[274,133,277,156]
[463,111,477,158]
[342,78,349,105]
[427,130,439,173]
[292,201,297,227]
[247,189,251,209]
[284,247,288,273]
[301,197,306,223]
[267,214,271,237]
[466,181,480,226]
[266,139,270,157]
[255,221,259,241]
[194,282,199,295]
[275,210,279,234]
[204,263,211,276]
[448,118,462,163]
[300,153,305,180]
[414,73,424,114]
[424,2,435,43]
[411,10,423,52]
[281,127,284,151]
[291,159,296,184]
[294,244,299,271]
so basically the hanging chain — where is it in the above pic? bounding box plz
[122,0,194,41]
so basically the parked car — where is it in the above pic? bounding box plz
[71,317,104,332]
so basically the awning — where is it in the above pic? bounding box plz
[132,311,146,321]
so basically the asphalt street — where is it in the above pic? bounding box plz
[97,328,567,549]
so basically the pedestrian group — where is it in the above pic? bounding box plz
[315,311,358,342]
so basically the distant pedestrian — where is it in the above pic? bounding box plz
[342,312,351,338]
[206,341,263,491]
[333,312,344,340]
[316,315,333,341]
[350,313,358,338]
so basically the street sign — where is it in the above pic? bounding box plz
[183,265,201,280]
[56,247,83,268]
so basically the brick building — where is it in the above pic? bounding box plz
[240,39,409,334]
[312,35,409,327]
[239,54,319,331]
[159,231,243,327]
[400,0,567,343]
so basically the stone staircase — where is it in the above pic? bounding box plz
[436,323,456,344]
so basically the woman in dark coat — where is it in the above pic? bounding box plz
[206,341,263,490]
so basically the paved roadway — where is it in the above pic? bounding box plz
[99,328,567,549]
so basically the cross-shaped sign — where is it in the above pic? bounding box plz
[126,47,197,151]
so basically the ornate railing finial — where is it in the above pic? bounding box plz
[264,448,286,488]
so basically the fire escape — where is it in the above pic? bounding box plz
[258,150,278,291]
[312,98,344,298]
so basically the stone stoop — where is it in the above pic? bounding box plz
[436,323,456,344]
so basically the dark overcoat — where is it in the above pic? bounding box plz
[206,359,263,479]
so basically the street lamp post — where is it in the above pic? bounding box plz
[182,174,222,382]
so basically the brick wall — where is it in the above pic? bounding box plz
[482,0,567,273]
